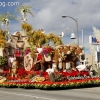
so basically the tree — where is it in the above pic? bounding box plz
[0,12,18,30]
[27,29,48,46]
[16,5,33,22]
[21,22,33,33]
[0,12,18,40]
[0,30,6,48]
[47,33,63,46]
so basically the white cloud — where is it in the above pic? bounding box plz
[2,0,100,54]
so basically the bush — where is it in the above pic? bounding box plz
[97,68,100,75]
[0,56,8,67]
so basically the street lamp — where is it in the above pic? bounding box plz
[79,29,84,48]
[60,28,75,37]
[66,28,76,39]
[60,28,76,39]
[79,29,85,60]
[60,28,76,45]
[67,28,76,39]
[62,15,79,46]
[79,29,85,53]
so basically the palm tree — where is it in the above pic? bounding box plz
[16,5,33,22]
[0,12,18,30]
[0,12,18,40]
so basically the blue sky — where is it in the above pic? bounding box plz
[0,0,100,54]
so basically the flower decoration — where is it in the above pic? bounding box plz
[23,48,31,55]
[42,46,54,57]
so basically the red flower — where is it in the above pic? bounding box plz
[37,53,42,60]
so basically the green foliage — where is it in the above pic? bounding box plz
[0,12,18,22]
[47,33,63,45]
[0,30,6,48]
[49,73,65,82]
[0,56,8,66]
[21,22,33,32]
[16,5,33,17]
[97,68,100,75]
[34,63,41,71]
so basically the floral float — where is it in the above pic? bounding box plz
[0,5,100,90]
[0,68,100,89]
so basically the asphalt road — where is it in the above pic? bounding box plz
[0,87,100,100]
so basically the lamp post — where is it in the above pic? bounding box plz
[79,29,84,47]
[79,29,85,61]
[62,15,79,46]
[67,28,76,39]
[79,29,85,54]
[60,28,76,38]
[66,28,73,33]
[60,28,76,44]
[79,29,85,53]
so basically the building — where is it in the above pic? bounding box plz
[80,54,97,65]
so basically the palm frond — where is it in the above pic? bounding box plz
[16,5,32,12]
[27,10,34,17]
[16,6,23,12]
[0,14,5,21]
[23,5,32,10]
[0,12,18,24]
[5,12,18,21]
[5,12,11,18]
[16,5,33,17]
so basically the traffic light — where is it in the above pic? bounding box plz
[81,54,85,60]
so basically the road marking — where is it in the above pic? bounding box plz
[0,91,57,100]
[72,88,100,93]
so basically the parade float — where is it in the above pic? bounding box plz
[0,5,100,90]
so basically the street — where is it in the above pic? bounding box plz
[0,87,100,100]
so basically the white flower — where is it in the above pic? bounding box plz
[46,68,54,75]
